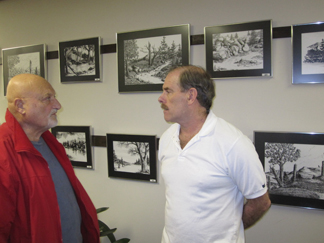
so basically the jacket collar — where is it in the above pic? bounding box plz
[5,109,42,154]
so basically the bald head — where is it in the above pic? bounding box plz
[7,74,49,111]
[6,74,62,141]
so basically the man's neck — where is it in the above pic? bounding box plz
[179,110,208,149]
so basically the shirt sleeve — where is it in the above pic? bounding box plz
[226,134,268,199]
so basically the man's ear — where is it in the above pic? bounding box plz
[15,98,26,114]
[187,88,198,104]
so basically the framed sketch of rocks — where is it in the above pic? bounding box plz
[59,37,101,83]
[254,131,324,210]
[106,133,157,182]
[205,20,272,79]
[292,22,324,84]
[2,44,46,96]
[51,126,93,169]
[117,24,190,92]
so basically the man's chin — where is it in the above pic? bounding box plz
[48,120,58,129]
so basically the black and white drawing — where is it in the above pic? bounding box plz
[292,22,324,84]
[7,52,41,79]
[255,131,324,209]
[113,141,151,174]
[59,37,101,83]
[264,143,324,199]
[107,134,157,182]
[117,24,190,92]
[2,44,46,96]
[51,126,93,168]
[301,31,324,75]
[212,29,264,71]
[123,35,182,85]
[205,20,272,79]
[56,131,87,162]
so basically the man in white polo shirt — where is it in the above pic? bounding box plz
[158,65,271,243]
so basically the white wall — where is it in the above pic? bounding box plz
[1,0,324,242]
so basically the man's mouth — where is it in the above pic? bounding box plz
[50,110,58,116]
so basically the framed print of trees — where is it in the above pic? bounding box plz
[106,134,157,182]
[292,22,324,84]
[254,131,324,209]
[51,126,93,169]
[117,24,190,92]
[59,37,101,83]
[2,44,46,96]
[205,20,272,79]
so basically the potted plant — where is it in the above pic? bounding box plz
[97,207,130,243]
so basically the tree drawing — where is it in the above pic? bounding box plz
[123,35,182,85]
[265,143,301,187]
[124,39,139,77]
[118,141,150,173]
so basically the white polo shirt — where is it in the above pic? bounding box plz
[159,111,267,243]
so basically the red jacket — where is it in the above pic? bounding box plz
[0,110,100,243]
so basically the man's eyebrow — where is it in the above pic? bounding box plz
[41,92,55,98]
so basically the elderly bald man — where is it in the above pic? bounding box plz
[0,74,99,243]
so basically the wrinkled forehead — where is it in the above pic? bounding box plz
[22,78,55,99]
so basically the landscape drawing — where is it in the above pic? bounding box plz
[123,34,182,85]
[212,29,264,71]
[62,44,96,77]
[301,31,324,74]
[7,52,40,82]
[55,132,87,162]
[264,142,324,200]
[113,141,150,174]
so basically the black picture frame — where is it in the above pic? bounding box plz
[2,44,46,96]
[106,133,157,182]
[117,24,190,92]
[254,131,324,210]
[292,22,324,84]
[51,126,93,169]
[59,37,101,83]
[205,20,272,79]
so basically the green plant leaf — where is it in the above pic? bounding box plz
[96,207,109,214]
[97,207,129,243]
[100,228,117,237]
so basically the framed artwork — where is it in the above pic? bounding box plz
[205,20,272,79]
[106,133,157,182]
[254,131,324,210]
[59,37,101,83]
[2,44,46,96]
[292,22,324,84]
[117,24,190,92]
[51,126,93,169]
